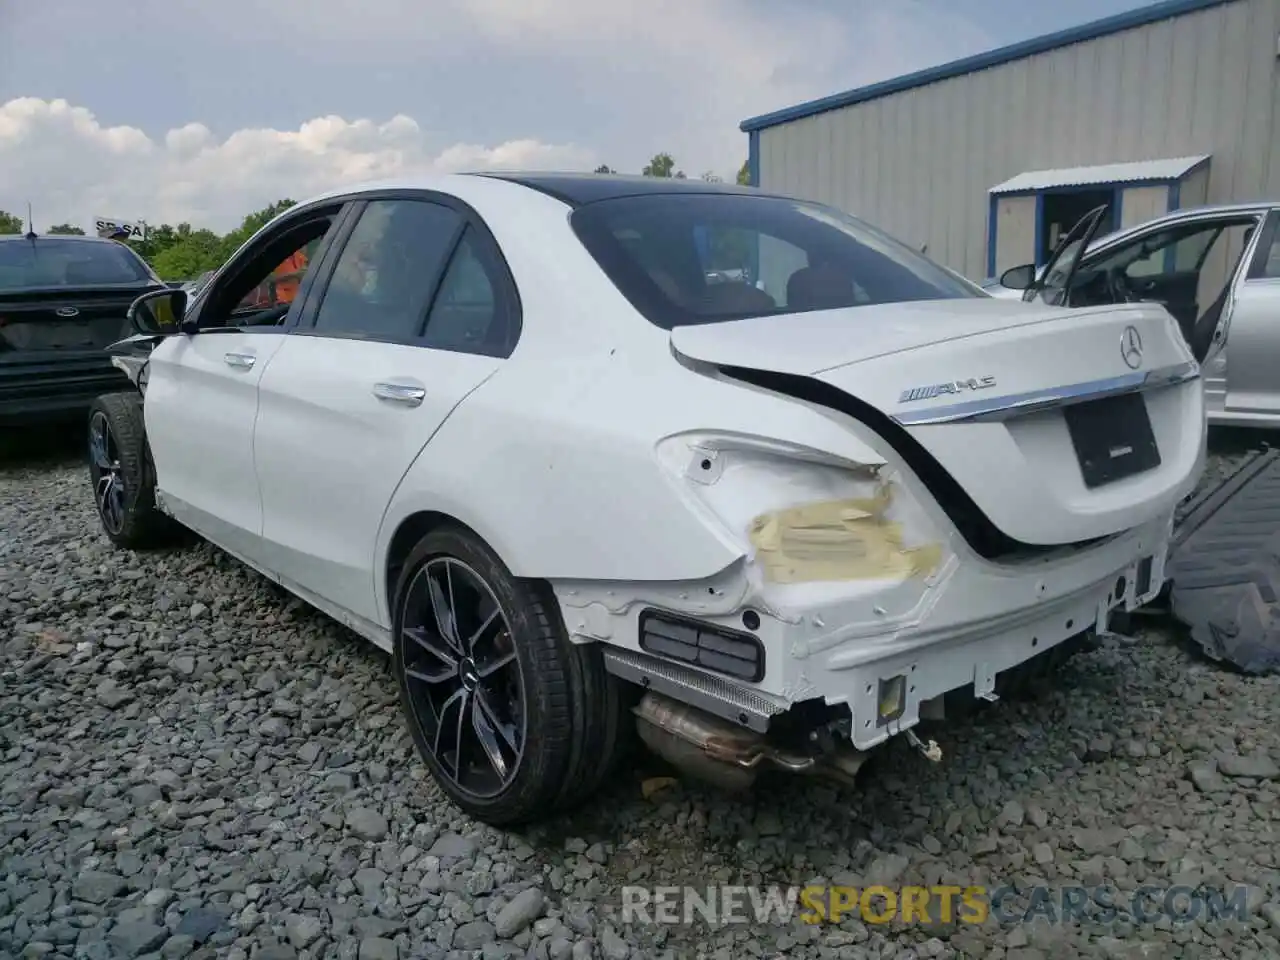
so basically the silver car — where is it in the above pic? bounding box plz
[987,201,1280,429]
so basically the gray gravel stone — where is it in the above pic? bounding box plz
[108,921,169,957]
[72,872,126,904]
[1217,752,1280,779]
[358,937,398,960]
[494,887,545,937]
[4,440,1279,960]
[454,920,497,950]
[345,807,389,841]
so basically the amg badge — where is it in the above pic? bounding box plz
[898,376,997,404]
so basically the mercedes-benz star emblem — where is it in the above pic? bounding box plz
[1120,325,1143,369]
[54,307,80,318]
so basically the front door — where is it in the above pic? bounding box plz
[1058,210,1266,364]
[145,202,350,563]
[252,195,518,627]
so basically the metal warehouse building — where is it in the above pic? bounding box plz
[740,0,1280,283]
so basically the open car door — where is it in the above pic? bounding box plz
[1041,209,1268,364]
[1022,204,1110,307]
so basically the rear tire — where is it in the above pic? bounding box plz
[391,525,629,825]
[87,392,180,549]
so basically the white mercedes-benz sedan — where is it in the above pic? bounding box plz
[91,173,1206,825]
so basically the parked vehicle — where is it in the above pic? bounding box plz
[0,231,167,425]
[91,173,1204,825]
[989,201,1280,428]
[175,270,215,301]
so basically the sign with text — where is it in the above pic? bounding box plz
[94,217,147,241]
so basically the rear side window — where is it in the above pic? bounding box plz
[0,238,156,292]
[569,193,983,329]
[422,229,508,355]
[312,199,463,341]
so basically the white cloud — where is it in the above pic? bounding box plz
[0,98,597,233]
[219,0,995,176]
[0,0,999,233]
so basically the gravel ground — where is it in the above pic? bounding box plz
[3,429,1280,960]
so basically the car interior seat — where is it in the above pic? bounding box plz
[1188,282,1230,361]
[786,262,857,312]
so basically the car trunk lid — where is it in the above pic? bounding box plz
[670,298,1204,546]
[0,287,152,360]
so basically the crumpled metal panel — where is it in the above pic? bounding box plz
[1166,448,1280,675]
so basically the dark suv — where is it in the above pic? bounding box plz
[0,232,166,425]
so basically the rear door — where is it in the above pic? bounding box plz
[251,192,519,628]
[1217,209,1280,420]
[144,201,352,563]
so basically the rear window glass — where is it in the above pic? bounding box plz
[0,239,157,292]
[569,193,984,329]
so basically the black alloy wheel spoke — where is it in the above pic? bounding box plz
[89,413,125,534]
[400,557,527,798]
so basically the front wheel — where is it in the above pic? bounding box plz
[87,392,179,549]
[391,525,628,825]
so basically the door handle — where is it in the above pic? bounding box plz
[373,382,426,407]
[224,352,256,370]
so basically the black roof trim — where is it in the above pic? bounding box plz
[0,232,121,244]
[472,171,763,208]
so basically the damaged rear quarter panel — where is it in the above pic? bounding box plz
[373,324,955,629]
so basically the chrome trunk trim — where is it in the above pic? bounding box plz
[892,361,1199,426]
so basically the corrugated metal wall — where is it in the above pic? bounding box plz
[756,0,1280,280]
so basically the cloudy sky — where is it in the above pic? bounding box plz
[1,0,1147,233]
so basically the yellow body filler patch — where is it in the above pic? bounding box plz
[747,487,942,584]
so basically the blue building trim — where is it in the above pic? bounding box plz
[740,0,1236,133]
[747,130,760,187]
[1164,181,1182,271]
[1034,194,1047,267]
[986,194,1000,280]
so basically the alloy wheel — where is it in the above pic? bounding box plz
[399,557,526,798]
[89,411,125,535]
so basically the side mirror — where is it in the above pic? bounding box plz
[128,288,188,336]
[1000,263,1036,291]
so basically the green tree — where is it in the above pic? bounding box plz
[150,227,225,280]
[0,210,24,233]
[643,153,685,178]
[594,164,615,174]
[218,199,296,261]
[736,159,751,186]
[134,223,180,263]
[48,223,86,235]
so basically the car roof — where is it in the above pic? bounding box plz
[473,172,761,206]
[290,171,772,217]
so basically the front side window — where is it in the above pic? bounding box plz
[1260,226,1280,279]
[570,193,983,330]
[312,199,463,341]
[236,237,326,312]
[1066,217,1259,335]
[0,238,158,292]
[199,209,342,329]
[1086,223,1223,279]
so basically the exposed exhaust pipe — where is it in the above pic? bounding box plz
[633,692,871,791]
